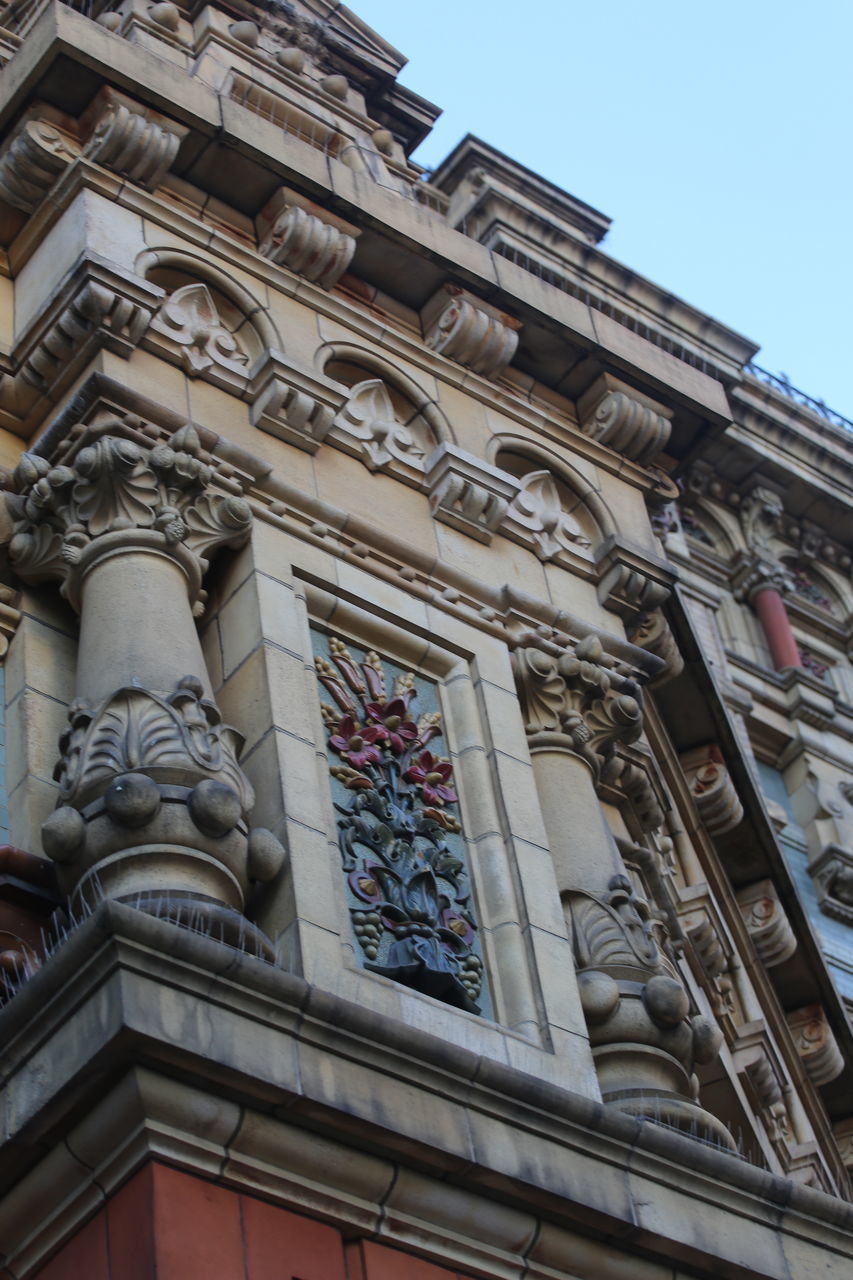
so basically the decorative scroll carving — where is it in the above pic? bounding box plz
[786,1005,844,1086]
[259,203,356,289]
[736,879,797,967]
[680,744,744,835]
[512,637,643,783]
[810,843,853,925]
[424,290,519,379]
[424,444,519,544]
[579,378,671,466]
[627,610,684,683]
[84,89,186,190]
[332,379,426,472]
[502,471,591,561]
[22,282,152,393]
[569,874,729,1147]
[6,422,252,607]
[314,635,486,1014]
[596,554,671,620]
[151,284,250,378]
[0,112,80,212]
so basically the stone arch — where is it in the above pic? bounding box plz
[489,434,615,550]
[317,342,452,446]
[678,498,737,558]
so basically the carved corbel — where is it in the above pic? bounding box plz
[0,106,81,213]
[595,539,674,621]
[330,379,429,479]
[680,744,744,835]
[422,286,520,379]
[627,610,684,683]
[512,636,643,782]
[578,374,672,466]
[249,351,338,453]
[833,1119,853,1175]
[600,753,665,833]
[501,470,591,562]
[257,189,358,290]
[82,87,187,190]
[20,279,154,396]
[424,443,519,544]
[736,879,797,967]
[786,1005,844,1087]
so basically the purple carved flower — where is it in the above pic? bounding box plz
[364,696,419,755]
[328,714,383,770]
[404,751,458,806]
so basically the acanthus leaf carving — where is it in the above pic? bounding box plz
[7,419,252,602]
[503,471,591,561]
[151,283,249,378]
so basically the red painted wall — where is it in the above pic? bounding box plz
[32,1164,470,1280]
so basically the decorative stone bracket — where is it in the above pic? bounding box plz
[0,584,21,661]
[424,443,519,543]
[257,188,358,290]
[249,350,339,453]
[422,286,520,379]
[732,1025,792,1151]
[627,610,684,683]
[810,843,853,926]
[577,373,672,467]
[0,105,81,213]
[786,1005,844,1087]
[680,744,744,836]
[736,879,797,967]
[81,86,188,191]
[595,538,674,621]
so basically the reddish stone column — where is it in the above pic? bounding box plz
[753,584,802,671]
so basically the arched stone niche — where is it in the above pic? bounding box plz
[493,444,605,566]
[319,344,451,485]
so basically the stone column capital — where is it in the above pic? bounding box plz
[731,552,794,604]
[5,419,252,612]
[512,635,643,781]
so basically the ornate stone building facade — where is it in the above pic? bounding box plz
[0,2,850,1277]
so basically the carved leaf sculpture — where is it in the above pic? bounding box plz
[152,283,250,377]
[505,471,591,561]
[333,379,426,471]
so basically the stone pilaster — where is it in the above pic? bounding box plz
[513,638,729,1146]
[5,417,284,947]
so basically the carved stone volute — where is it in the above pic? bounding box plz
[512,635,643,782]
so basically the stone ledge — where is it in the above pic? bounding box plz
[0,903,851,1280]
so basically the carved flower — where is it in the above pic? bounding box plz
[364,696,418,754]
[404,752,457,806]
[328,714,383,770]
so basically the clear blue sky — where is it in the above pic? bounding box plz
[351,0,852,419]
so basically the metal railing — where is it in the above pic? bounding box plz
[745,363,853,433]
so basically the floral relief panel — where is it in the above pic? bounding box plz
[312,630,489,1016]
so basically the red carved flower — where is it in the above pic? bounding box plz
[328,714,383,770]
[404,752,458,806]
[364,696,419,754]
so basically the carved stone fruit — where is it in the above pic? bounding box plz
[189,779,242,837]
[104,772,161,829]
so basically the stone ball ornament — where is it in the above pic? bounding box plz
[104,772,161,829]
[247,827,287,883]
[578,969,620,1024]
[188,778,243,837]
[642,974,690,1028]
[41,806,86,863]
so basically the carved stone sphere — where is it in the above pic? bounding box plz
[105,772,162,829]
[189,779,242,837]
[247,827,287,883]
[691,1016,723,1065]
[578,969,620,1024]
[642,975,689,1029]
[41,806,86,863]
[149,2,180,30]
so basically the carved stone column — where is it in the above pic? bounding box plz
[5,418,284,947]
[513,637,729,1147]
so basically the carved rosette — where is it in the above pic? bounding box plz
[6,418,283,945]
[680,745,744,835]
[512,636,643,783]
[786,1005,844,1087]
[736,879,797,967]
[6,421,251,609]
[570,874,729,1146]
[313,635,487,1014]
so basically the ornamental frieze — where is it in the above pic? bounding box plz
[314,633,487,1014]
